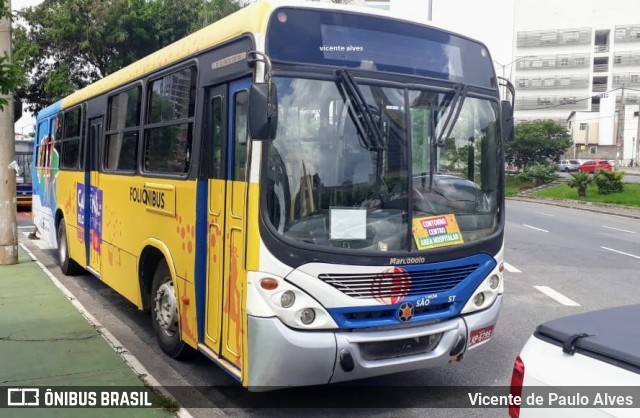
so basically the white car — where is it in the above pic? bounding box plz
[509,305,640,417]
[557,159,580,172]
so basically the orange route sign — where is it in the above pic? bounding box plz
[412,214,464,250]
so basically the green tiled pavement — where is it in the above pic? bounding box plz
[0,248,175,418]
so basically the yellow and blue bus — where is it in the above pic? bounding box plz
[33,0,514,389]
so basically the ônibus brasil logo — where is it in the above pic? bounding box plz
[370,267,411,304]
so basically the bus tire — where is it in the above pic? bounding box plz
[151,260,188,359]
[57,218,83,275]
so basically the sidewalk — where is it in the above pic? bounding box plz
[620,165,640,176]
[0,246,175,418]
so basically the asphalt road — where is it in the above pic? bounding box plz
[19,199,640,417]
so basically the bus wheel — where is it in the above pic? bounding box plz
[151,260,187,358]
[57,218,82,275]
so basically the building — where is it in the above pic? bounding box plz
[513,0,640,164]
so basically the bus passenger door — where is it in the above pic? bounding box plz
[204,79,251,369]
[87,116,103,273]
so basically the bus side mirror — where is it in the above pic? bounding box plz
[249,83,278,140]
[501,100,514,143]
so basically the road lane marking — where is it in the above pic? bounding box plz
[533,286,580,307]
[522,224,549,233]
[503,262,522,273]
[601,246,640,260]
[533,211,555,217]
[603,226,636,234]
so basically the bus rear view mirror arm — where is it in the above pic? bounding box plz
[248,50,278,141]
[249,83,278,141]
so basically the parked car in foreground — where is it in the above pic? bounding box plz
[557,159,580,172]
[578,159,612,173]
[509,304,640,417]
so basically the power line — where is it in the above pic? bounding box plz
[518,87,633,111]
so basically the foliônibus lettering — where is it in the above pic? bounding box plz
[129,187,165,209]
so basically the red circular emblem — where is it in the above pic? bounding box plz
[371,267,411,304]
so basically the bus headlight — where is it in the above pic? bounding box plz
[281,290,295,308]
[248,272,338,330]
[300,308,316,325]
[473,292,485,307]
[489,275,500,290]
[461,268,503,314]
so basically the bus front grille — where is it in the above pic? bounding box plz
[358,333,443,361]
[318,264,479,299]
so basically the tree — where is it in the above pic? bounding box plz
[506,120,572,170]
[0,1,24,111]
[567,171,592,198]
[593,169,624,195]
[13,0,240,113]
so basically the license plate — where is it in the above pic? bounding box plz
[469,325,494,347]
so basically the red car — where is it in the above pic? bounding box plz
[578,159,612,173]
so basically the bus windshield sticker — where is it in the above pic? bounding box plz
[329,208,367,240]
[412,214,464,250]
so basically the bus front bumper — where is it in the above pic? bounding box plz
[247,295,502,390]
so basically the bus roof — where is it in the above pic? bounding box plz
[37,0,491,120]
[56,1,272,112]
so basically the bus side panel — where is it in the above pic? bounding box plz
[33,112,60,246]
[56,173,86,265]
[100,242,143,308]
[97,175,198,346]
[242,181,261,384]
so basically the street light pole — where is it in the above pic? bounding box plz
[493,56,532,100]
[493,56,532,80]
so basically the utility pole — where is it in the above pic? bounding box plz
[0,0,18,265]
[616,85,625,169]
[635,110,640,166]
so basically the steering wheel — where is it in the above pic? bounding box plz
[412,186,438,214]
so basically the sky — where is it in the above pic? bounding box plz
[391,0,516,70]
[10,0,517,133]
[432,0,516,69]
[11,0,43,134]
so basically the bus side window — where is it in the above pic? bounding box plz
[36,121,47,167]
[49,117,60,168]
[233,90,249,181]
[211,96,224,179]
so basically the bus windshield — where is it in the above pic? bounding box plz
[264,77,501,252]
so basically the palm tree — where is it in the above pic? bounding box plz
[567,172,592,198]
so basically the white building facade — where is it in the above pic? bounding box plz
[513,0,640,163]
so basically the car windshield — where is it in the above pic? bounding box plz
[263,77,501,253]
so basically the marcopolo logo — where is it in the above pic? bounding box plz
[389,257,426,265]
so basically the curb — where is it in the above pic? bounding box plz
[507,196,640,220]
[19,242,194,418]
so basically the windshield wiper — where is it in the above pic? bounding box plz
[426,83,469,192]
[435,83,468,147]
[336,69,386,151]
